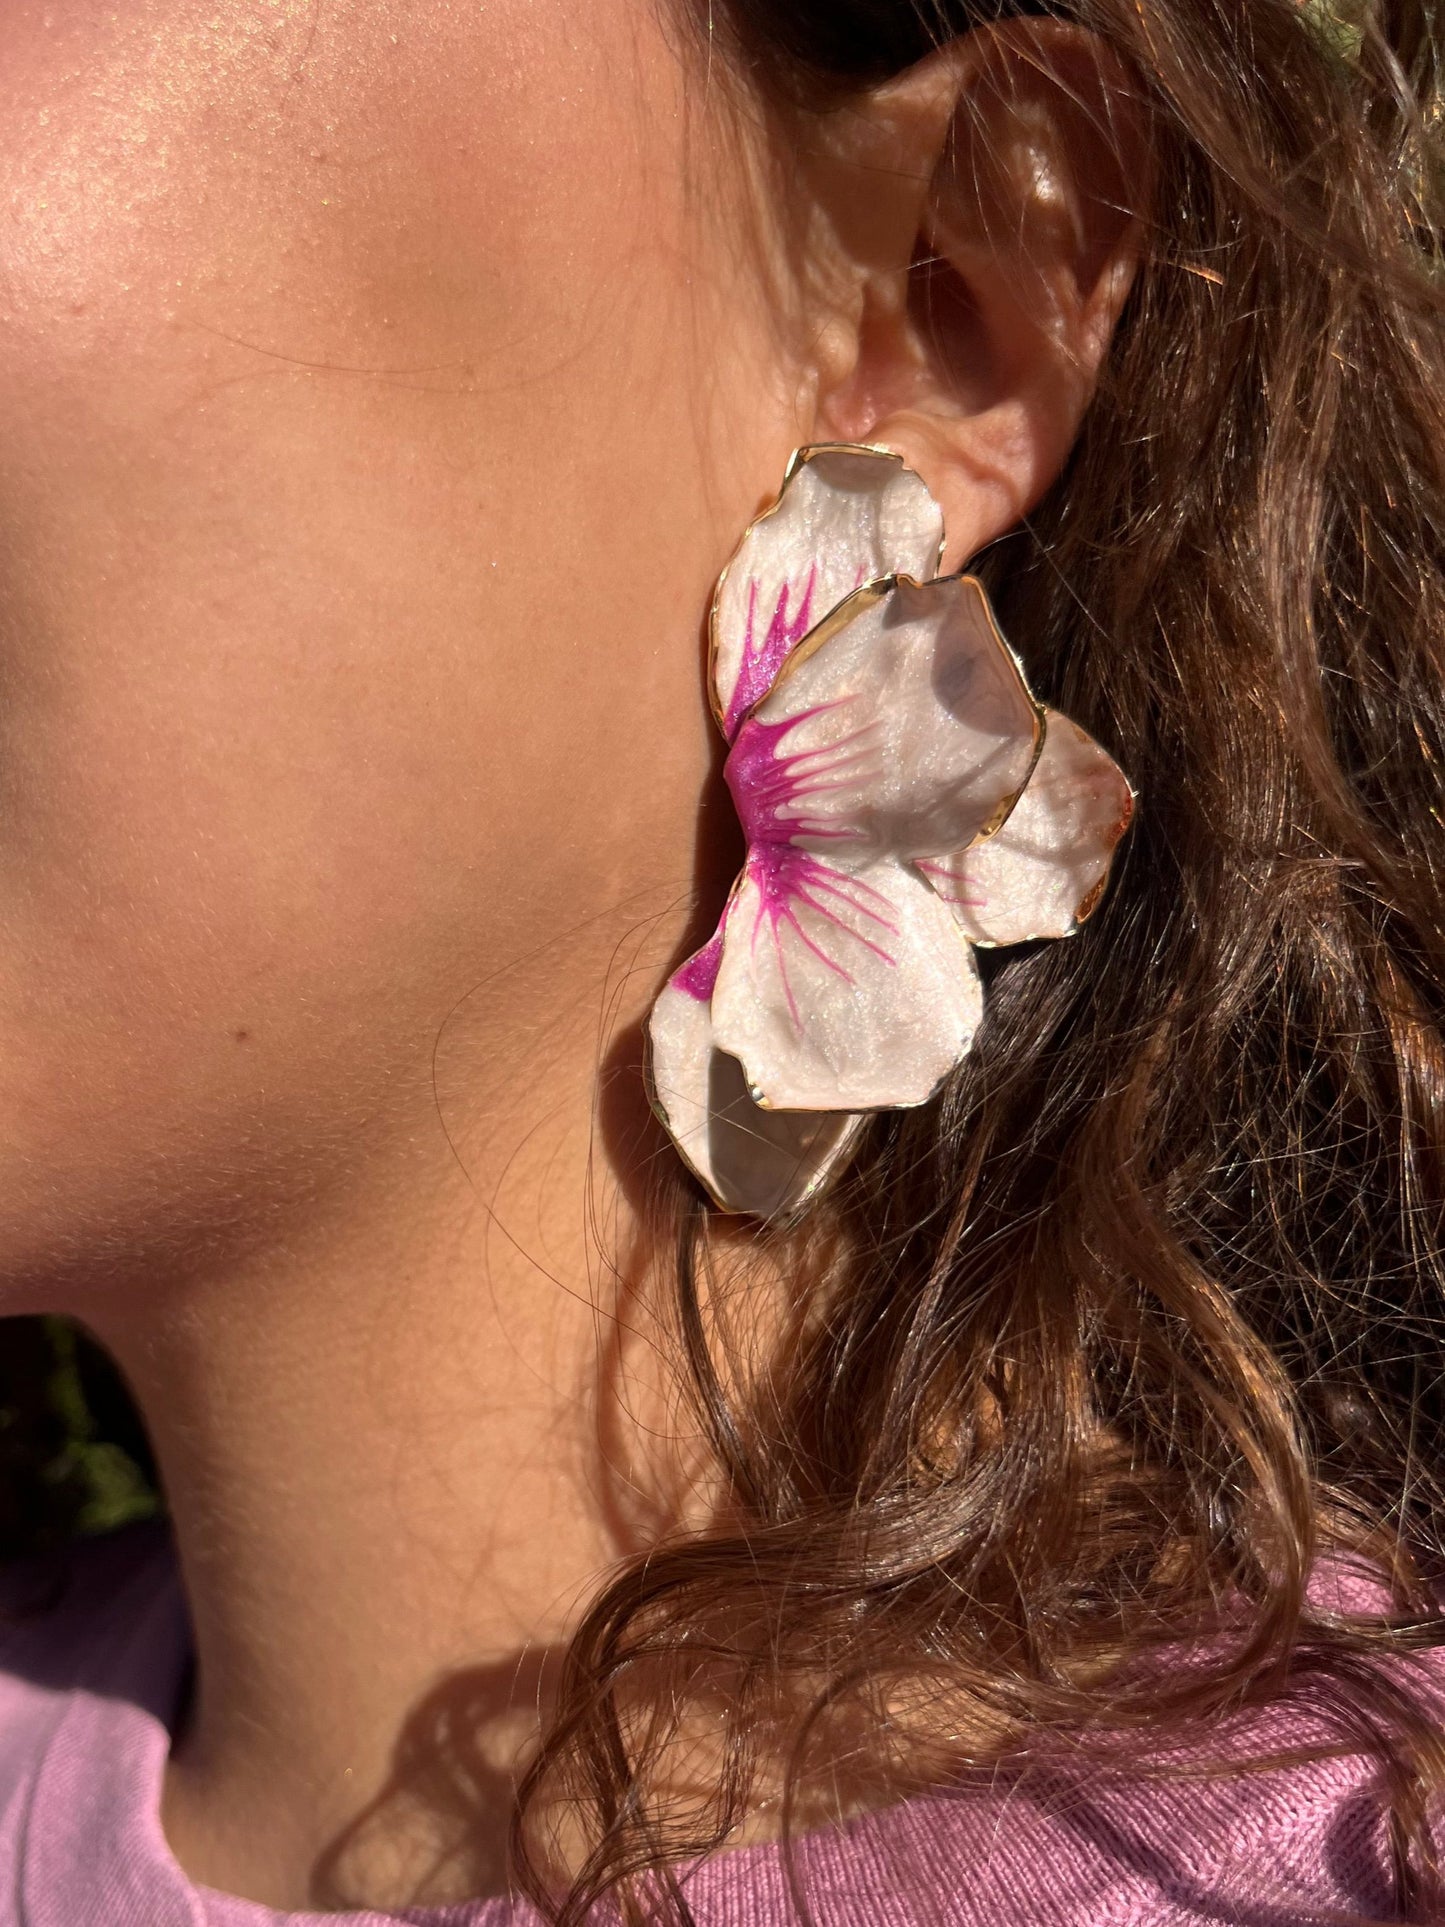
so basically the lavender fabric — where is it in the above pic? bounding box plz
[0,1523,1430,1925]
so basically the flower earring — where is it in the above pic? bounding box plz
[647,444,1134,1220]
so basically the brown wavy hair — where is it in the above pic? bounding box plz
[508,0,1445,1920]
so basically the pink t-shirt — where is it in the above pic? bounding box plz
[0,1523,1428,1925]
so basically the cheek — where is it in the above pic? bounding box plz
[0,0,779,1285]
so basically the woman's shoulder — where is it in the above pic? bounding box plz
[695,1743,1418,1925]
[693,1632,1445,1925]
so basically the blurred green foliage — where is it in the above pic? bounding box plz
[0,1316,160,1557]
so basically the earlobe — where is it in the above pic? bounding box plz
[810,23,1154,567]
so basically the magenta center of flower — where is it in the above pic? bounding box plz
[724,704,878,849]
[722,569,818,740]
[719,704,899,1026]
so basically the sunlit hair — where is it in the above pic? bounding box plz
[512,0,1445,1921]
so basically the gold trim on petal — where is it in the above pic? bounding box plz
[706,442,947,738]
[643,1013,865,1218]
[947,747,1137,950]
[757,573,896,694]
[1072,784,1137,927]
[755,570,1048,848]
[735,877,985,1119]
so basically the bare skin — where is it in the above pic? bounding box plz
[0,0,1147,1908]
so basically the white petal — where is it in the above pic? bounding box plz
[647,946,864,1218]
[730,574,1041,869]
[710,852,984,1112]
[710,445,944,741]
[921,710,1134,946]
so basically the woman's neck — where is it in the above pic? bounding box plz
[87,900,694,1912]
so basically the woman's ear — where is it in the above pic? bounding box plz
[803,22,1153,566]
